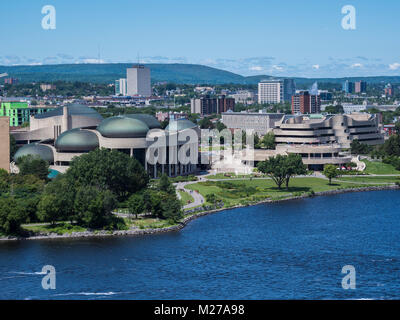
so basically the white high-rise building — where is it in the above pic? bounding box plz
[115,78,127,96]
[127,65,152,97]
[258,80,283,104]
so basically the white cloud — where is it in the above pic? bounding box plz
[351,63,363,68]
[272,65,284,71]
[82,58,105,64]
[249,66,263,71]
[389,62,400,70]
[312,64,320,70]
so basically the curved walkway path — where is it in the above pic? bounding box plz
[175,178,206,210]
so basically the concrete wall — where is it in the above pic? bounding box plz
[0,117,10,173]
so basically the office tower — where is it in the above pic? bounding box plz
[127,65,152,97]
[258,80,283,104]
[283,79,296,102]
[343,80,355,93]
[355,81,367,93]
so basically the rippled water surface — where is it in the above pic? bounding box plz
[1,190,400,300]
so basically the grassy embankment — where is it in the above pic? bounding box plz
[362,159,400,175]
[185,177,395,208]
[178,190,194,205]
[16,160,400,237]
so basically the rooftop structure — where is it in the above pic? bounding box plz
[273,113,384,148]
[221,112,284,136]
[11,104,103,144]
[12,109,199,178]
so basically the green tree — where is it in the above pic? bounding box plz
[74,186,117,228]
[325,105,344,114]
[382,135,400,156]
[66,148,149,201]
[127,193,145,219]
[261,132,276,149]
[0,169,9,194]
[283,154,307,189]
[350,140,372,155]
[323,164,339,185]
[257,154,306,190]
[16,155,49,180]
[158,174,175,194]
[0,197,27,235]
[37,194,62,225]
[147,190,182,222]
[41,175,76,222]
[206,193,217,205]
[257,155,287,189]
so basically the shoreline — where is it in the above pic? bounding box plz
[1,184,399,242]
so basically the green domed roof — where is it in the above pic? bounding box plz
[14,144,54,163]
[55,129,99,152]
[166,119,197,132]
[124,114,161,129]
[35,104,103,120]
[97,116,150,138]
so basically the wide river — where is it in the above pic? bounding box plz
[1,190,400,300]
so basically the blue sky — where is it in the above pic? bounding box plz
[1,0,399,77]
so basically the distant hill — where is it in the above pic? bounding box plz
[1,63,399,85]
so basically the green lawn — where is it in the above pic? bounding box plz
[23,222,87,235]
[337,176,400,184]
[178,190,194,205]
[124,217,177,229]
[185,177,380,208]
[362,159,400,175]
[206,173,258,180]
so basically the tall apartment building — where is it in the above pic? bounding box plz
[217,95,235,113]
[127,65,152,97]
[258,80,283,104]
[355,81,367,93]
[291,91,321,114]
[115,78,127,96]
[283,79,296,102]
[0,117,10,173]
[191,95,235,115]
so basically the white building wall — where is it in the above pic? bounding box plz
[127,66,151,97]
[258,81,283,104]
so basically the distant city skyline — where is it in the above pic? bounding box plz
[1,0,400,77]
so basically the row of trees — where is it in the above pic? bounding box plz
[0,148,183,236]
[352,133,400,170]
